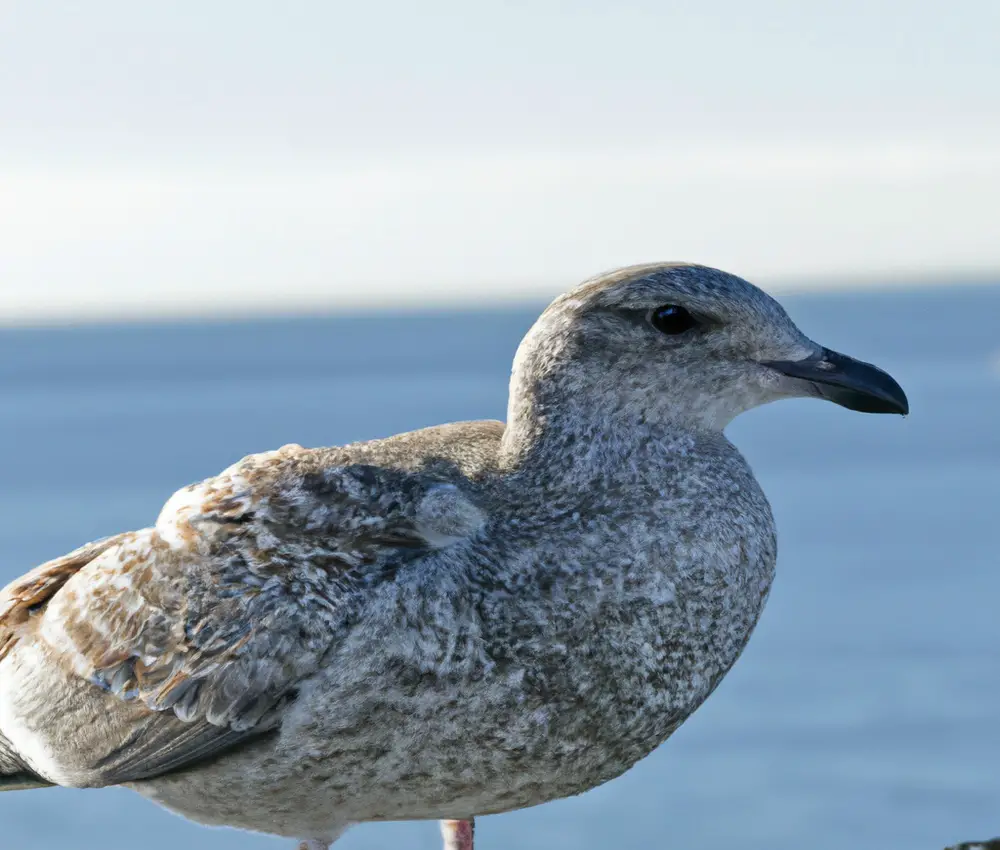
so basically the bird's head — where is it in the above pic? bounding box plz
[508,262,908,434]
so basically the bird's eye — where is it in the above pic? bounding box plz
[649,304,697,335]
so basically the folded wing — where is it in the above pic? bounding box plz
[0,443,483,786]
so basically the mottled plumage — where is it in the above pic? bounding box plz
[0,263,907,849]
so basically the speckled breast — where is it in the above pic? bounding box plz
[329,468,779,819]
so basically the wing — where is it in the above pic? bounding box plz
[0,443,485,786]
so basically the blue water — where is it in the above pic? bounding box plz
[1,284,998,850]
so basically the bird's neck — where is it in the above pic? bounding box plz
[499,380,728,478]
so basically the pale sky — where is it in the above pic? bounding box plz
[1,1,998,323]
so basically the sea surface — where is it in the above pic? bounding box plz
[0,283,997,850]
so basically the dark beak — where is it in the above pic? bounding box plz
[764,348,909,415]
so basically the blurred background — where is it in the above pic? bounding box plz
[1,1,998,848]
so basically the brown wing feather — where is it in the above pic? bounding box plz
[0,534,130,664]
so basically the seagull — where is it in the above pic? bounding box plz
[0,263,908,850]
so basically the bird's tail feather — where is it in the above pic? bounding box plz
[0,774,53,791]
[0,733,53,791]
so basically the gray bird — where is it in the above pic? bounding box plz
[0,263,908,850]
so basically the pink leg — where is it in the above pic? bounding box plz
[440,818,475,850]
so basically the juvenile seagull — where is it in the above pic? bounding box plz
[0,263,908,850]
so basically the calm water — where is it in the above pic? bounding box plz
[1,284,997,850]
